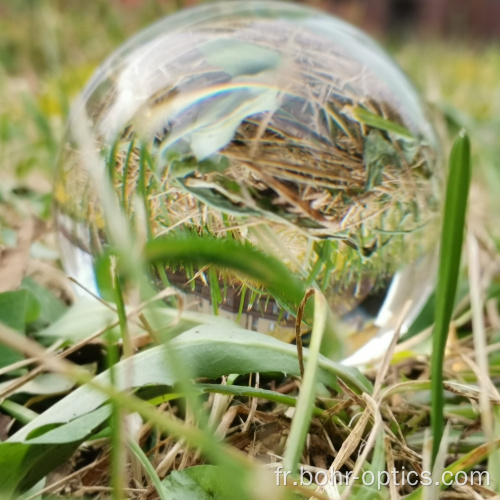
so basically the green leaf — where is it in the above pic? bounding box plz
[13,326,371,442]
[162,465,234,500]
[198,156,230,175]
[0,373,75,397]
[0,290,29,331]
[0,290,29,368]
[129,439,169,500]
[1,326,370,494]
[284,291,327,474]
[0,405,110,496]
[23,288,41,324]
[354,106,415,139]
[169,156,198,179]
[144,234,311,321]
[198,383,324,416]
[37,297,238,342]
[21,277,66,328]
[363,130,400,191]
[36,297,118,342]
[431,130,471,464]
[0,399,38,425]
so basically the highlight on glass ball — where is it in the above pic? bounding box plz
[54,1,443,361]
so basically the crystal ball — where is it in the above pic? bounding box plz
[54,1,443,361]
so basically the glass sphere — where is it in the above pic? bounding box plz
[54,1,442,361]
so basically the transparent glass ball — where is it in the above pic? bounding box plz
[54,1,443,362]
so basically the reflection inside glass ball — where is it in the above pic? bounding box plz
[55,1,442,362]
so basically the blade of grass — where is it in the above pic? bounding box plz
[353,106,415,139]
[0,399,38,425]
[128,439,168,500]
[145,234,311,320]
[283,290,327,474]
[404,435,499,500]
[108,338,125,500]
[111,257,208,490]
[197,383,324,416]
[430,130,471,464]
[110,259,133,500]
[467,232,500,492]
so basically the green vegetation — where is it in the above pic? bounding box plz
[1,1,500,499]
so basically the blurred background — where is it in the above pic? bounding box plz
[307,0,500,39]
[118,0,500,38]
[1,0,499,247]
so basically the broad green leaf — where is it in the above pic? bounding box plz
[161,465,234,500]
[23,288,41,325]
[37,297,237,342]
[0,405,110,496]
[36,297,118,342]
[17,478,45,500]
[0,373,75,397]
[12,326,371,442]
[21,277,66,328]
[0,290,29,331]
[2,326,369,494]
[0,290,29,367]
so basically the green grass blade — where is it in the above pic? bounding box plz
[197,383,325,416]
[110,262,131,500]
[353,432,386,500]
[404,436,499,500]
[430,130,471,464]
[353,106,415,139]
[0,400,38,425]
[145,234,311,319]
[128,439,169,500]
[283,290,327,474]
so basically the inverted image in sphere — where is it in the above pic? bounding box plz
[54,1,443,355]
